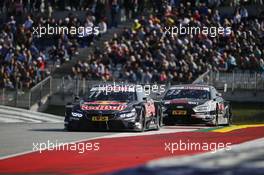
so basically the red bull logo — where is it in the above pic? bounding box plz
[81,105,127,111]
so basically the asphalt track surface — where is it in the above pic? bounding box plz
[0,122,264,175]
[0,123,113,158]
[0,123,204,159]
[0,105,263,175]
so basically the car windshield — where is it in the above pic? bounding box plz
[86,90,136,101]
[164,89,210,100]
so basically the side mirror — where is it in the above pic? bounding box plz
[142,97,147,101]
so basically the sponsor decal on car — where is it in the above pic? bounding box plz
[218,103,225,111]
[81,105,127,111]
[172,110,187,115]
[171,86,210,91]
[188,101,199,105]
[84,101,127,105]
[90,86,135,92]
[145,103,156,116]
[169,99,188,104]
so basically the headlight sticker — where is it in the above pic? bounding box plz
[71,112,83,118]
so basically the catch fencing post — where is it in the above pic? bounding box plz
[231,71,235,93]
[39,81,43,106]
[62,76,65,100]
[76,78,80,96]
[2,89,4,105]
[29,90,31,109]
[15,89,18,107]
[83,79,86,95]
[254,72,257,96]
[210,71,214,85]
[50,76,52,96]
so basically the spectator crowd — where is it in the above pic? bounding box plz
[72,0,264,84]
[0,1,110,89]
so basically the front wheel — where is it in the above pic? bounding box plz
[64,123,75,131]
[225,107,232,126]
[139,108,146,132]
[213,105,219,126]
[163,118,174,126]
[154,108,162,130]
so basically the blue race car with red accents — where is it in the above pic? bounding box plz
[65,84,163,131]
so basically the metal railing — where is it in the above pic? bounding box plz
[193,70,264,92]
[51,77,170,97]
[0,88,31,109]
[0,76,52,109]
[209,71,264,91]
[29,76,52,107]
[1,71,264,109]
[192,70,210,84]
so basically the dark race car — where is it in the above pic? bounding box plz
[162,84,232,126]
[64,84,163,131]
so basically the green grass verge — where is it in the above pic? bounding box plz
[231,102,264,124]
[44,102,264,125]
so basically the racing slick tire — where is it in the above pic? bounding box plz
[64,118,80,131]
[163,119,174,126]
[65,123,76,131]
[224,105,232,126]
[213,105,219,126]
[139,107,146,132]
[207,105,219,127]
[155,106,162,130]
[154,105,162,130]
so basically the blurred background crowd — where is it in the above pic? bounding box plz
[0,0,109,89]
[0,0,264,89]
[71,0,264,84]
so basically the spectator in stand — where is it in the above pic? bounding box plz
[111,0,119,27]
[98,19,107,34]
[23,15,33,29]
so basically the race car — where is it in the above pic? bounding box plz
[64,84,163,131]
[162,84,232,126]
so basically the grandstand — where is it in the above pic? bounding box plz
[68,0,264,84]
[0,0,264,109]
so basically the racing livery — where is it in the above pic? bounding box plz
[65,84,162,131]
[162,84,232,126]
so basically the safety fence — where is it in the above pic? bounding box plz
[1,71,264,109]
[0,76,52,109]
[192,70,264,92]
